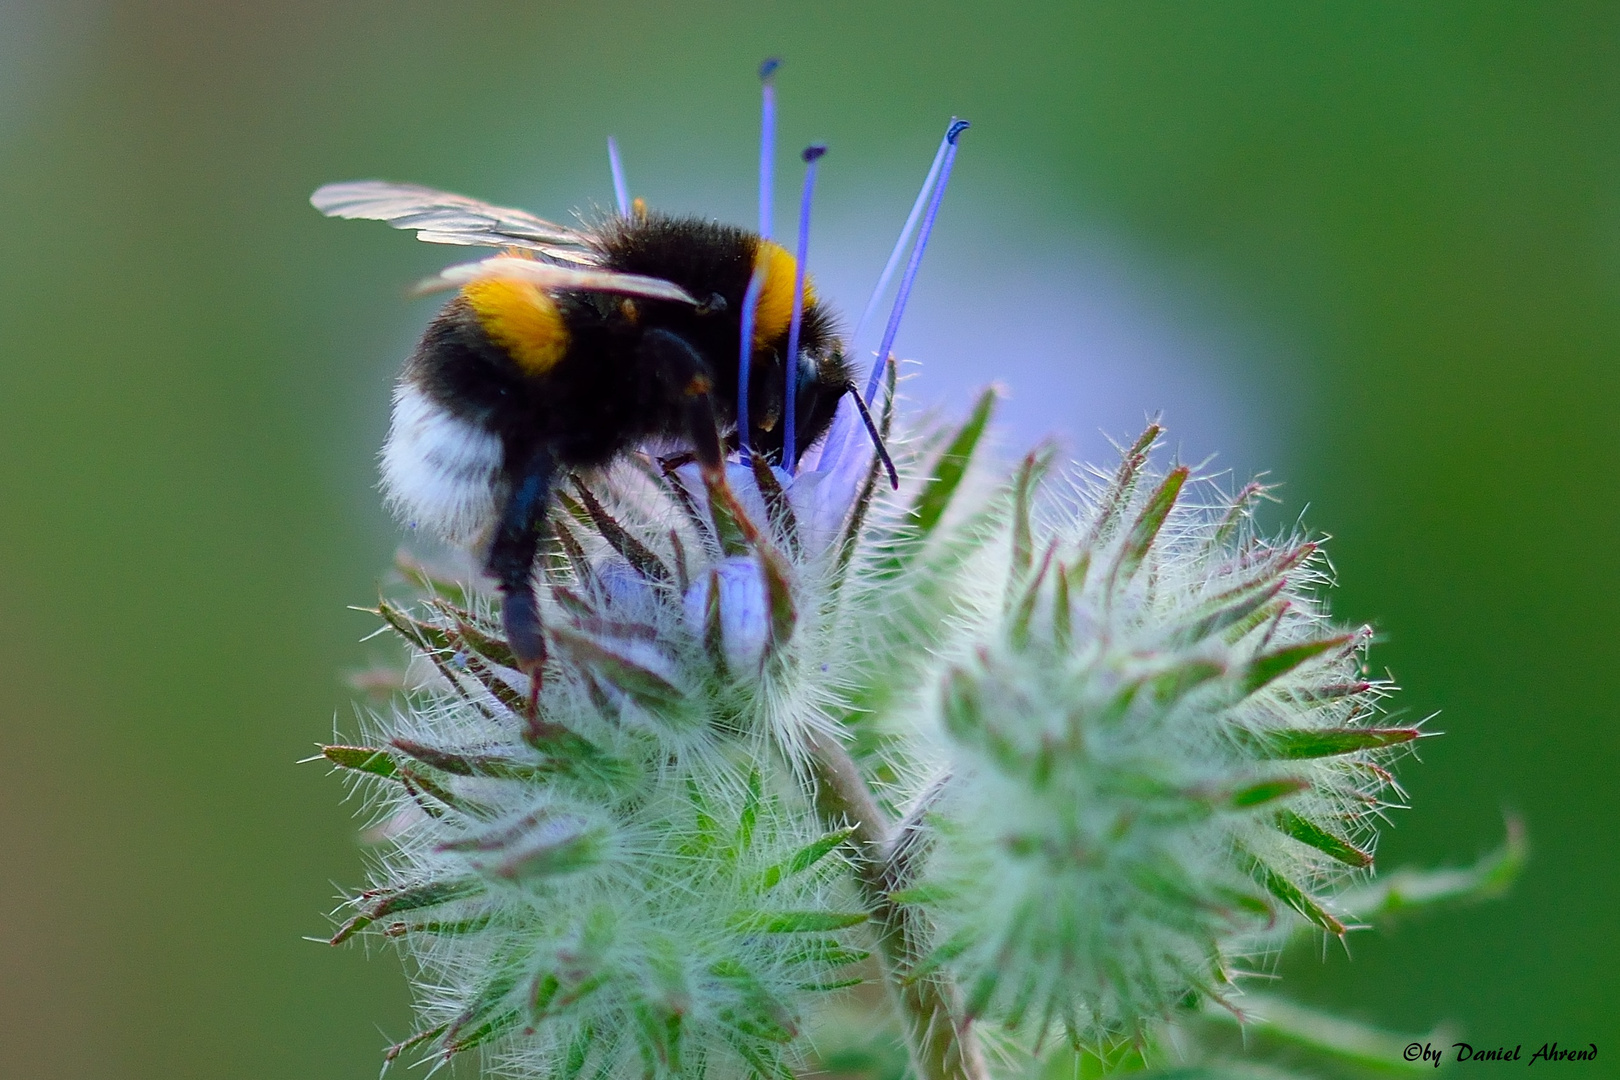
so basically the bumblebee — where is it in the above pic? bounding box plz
[312,181,893,693]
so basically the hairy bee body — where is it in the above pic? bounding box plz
[383,214,849,546]
[369,210,854,684]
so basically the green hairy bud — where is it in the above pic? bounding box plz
[924,427,1410,1045]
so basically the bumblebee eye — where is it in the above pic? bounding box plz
[695,292,728,316]
[793,352,818,386]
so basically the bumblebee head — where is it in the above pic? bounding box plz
[790,340,857,461]
[744,268,850,466]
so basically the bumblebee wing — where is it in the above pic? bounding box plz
[311,180,597,260]
[414,255,699,306]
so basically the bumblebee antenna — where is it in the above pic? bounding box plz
[758,57,781,239]
[783,144,826,475]
[852,130,951,349]
[862,118,970,405]
[844,377,900,488]
[607,136,630,218]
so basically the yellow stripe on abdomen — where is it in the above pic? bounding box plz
[462,277,571,376]
[752,239,815,349]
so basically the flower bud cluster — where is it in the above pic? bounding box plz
[324,436,894,1079]
[323,396,1417,1078]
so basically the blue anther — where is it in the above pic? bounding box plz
[782,144,826,474]
[607,136,630,218]
[863,118,971,405]
[758,58,781,239]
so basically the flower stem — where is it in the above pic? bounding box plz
[806,732,987,1080]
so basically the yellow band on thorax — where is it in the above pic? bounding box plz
[462,276,571,376]
[752,239,815,349]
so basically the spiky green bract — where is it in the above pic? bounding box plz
[921,429,1410,1050]
[326,373,1012,1078]
[328,455,892,1079]
[356,732,866,1080]
[325,390,1445,1080]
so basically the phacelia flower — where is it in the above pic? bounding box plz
[322,390,1424,1078]
[312,62,1495,1080]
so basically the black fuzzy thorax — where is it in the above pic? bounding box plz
[404,212,852,475]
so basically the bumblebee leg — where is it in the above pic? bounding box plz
[485,443,557,720]
[655,433,741,476]
[640,328,725,476]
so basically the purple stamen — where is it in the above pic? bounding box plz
[758,58,781,239]
[607,136,630,218]
[783,144,826,474]
[863,118,970,404]
[852,131,951,349]
[736,262,768,464]
[741,57,783,465]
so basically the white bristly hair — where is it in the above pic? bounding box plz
[380,380,503,544]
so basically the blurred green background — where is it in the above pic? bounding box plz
[2,2,1615,1077]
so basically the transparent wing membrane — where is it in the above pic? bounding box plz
[413,255,698,306]
[311,180,596,261]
